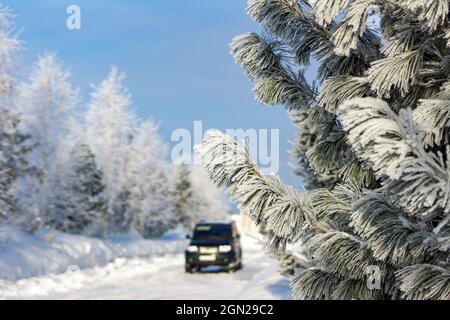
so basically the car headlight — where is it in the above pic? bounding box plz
[218,245,232,253]
[187,245,198,253]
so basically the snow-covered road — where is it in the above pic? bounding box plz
[0,236,291,300]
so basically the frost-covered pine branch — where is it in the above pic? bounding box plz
[230,32,316,111]
[331,0,374,56]
[338,97,450,217]
[398,0,449,31]
[197,130,311,252]
[289,110,339,190]
[367,50,423,98]
[318,76,371,113]
[309,0,350,26]
[396,264,450,300]
[352,192,448,267]
[413,97,450,145]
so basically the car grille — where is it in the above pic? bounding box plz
[199,247,218,254]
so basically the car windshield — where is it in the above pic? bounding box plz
[192,224,231,242]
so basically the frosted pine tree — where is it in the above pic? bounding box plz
[51,144,107,236]
[127,121,173,238]
[17,53,79,225]
[0,7,16,222]
[189,165,229,222]
[135,169,173,238]
[84,67,137,232]
[172,163,195,229]
[198,1,450,300]
[172,163,228,229]
[0,108,17,222]
[0,110,30,224]
[0,8,31,224]
[0,7,19,99]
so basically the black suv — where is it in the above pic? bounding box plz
[185,221,242,273]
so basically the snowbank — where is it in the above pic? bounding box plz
[0,238,292,300]
[0,224,187,281]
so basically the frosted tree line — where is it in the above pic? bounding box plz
[0,8,228,238]
[198,1,450,300]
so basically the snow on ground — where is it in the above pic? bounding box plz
[0,226,292,300]
[0,224,186,282]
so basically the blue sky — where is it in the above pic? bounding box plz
[8,0,306,188]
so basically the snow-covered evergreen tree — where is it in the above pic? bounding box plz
[50,144,108,236]
[172,163,228,229]
[0,7,19,99]
[16,53,79,225]
[84,66,136,232]
[0,108,17,222]
[127,121,173,238]
[108,189,133,233]
[189,165,229,222]
[0,7,16,222]
[198,0,450,300]
[172,163,194,229]
[85,68,175,236]
[134,169,173,238]
[0,8,31,225]
[0,110,30,225]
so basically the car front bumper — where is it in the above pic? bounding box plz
[185,251,237,267]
